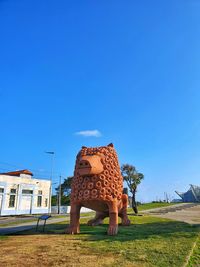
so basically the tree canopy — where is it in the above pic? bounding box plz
[121,164,144,193]
[121,164,144,214]
[55,176,73,196]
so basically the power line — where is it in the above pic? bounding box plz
[0,160,63,175]
[0,159,71,189]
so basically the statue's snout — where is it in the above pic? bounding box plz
[78,155,103,176]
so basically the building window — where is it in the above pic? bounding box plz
[0,188,4,193]
[38,190,42,195]
[22,189,33,194]
[37,196,42,207]
[9,195,16,208]
[10,189,16,194]
[45,198,48,207]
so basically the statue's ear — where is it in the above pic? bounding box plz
[108,143,114,147]
[82,146,87,149]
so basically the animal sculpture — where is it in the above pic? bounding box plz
[67,143,130,235]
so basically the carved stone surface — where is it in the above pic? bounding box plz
[67,143,130,235]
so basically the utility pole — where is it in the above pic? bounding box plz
[58,175,62,214]
[45,151,55,214]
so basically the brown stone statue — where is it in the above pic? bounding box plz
[67,143,130,235]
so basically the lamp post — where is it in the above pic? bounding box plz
[45,151,55,214]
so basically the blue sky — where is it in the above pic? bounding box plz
[0,1,200,202]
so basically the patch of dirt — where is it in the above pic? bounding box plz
[0,235,116,267]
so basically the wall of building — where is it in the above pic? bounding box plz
[51,206,93,214]
[0,174,51,216]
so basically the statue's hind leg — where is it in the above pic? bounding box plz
[119,212,131,226]
[119,194,131,226]
[107,200,118,235]
[87,211,108,226]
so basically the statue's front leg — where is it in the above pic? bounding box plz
[66,202,81,234]
[107,201,118,235]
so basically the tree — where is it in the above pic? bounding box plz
[121,164,144,214]
[51,194,71,206]
[55,176,73,197]
[51,195,57,206]
[52,176,73,206]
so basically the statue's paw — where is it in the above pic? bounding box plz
[87,219,103,226]
[65,226,80,234]
[122,218,131,226]
[107,225,118,236]
[87,219,95,226]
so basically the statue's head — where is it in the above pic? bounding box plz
[71,143,123,202]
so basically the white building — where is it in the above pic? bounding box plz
[0,170,51,216]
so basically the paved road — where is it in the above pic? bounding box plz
[141,203,195,213]
[143,203,200,224]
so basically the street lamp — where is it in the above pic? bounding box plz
[45,151,55,214]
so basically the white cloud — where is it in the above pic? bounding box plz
[75,129,102,137]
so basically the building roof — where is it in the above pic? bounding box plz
[0,169,33,177]
[175,184,200,202]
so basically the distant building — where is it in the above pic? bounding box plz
[175,184,200,203]
[0,170,51,216]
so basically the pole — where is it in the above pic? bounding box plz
[49,154,54,214]
[45,151,55,214]
[58,175,62,214]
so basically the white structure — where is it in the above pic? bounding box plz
[51,206,93,214]
[0,170,51,216]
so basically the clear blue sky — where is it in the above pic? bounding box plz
[0,1,200,202]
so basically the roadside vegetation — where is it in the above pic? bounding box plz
[0,214,199,267]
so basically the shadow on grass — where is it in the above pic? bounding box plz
[8,219,200,243]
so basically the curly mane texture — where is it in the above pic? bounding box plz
[70,145,123,202]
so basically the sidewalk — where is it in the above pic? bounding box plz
[141,203,198,214]
[0,216,69,235]
[142,203,200,224]
[0,214,94,235]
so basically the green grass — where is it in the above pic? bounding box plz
[187,234,200,266]
[137,202,178,211]
[73,216,200,267]
[79,211,95,217]
[0,218,38,227]
[5,214,199,267]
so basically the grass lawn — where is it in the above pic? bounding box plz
[137,202,179,211]
[187,234,200,266]
[0,218,38,227]
[0,214,199,267]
